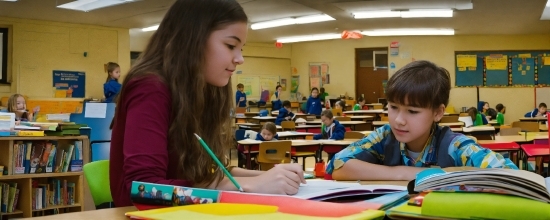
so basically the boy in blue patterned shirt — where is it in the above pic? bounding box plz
[326,60,517,181]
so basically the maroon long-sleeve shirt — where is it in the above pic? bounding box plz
[110,74,192,207]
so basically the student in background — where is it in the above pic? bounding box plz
[236,83,247,108]
[326,60,517,181]
[103,62,122,103]
[306,87,323,117]
[319,87,329,105]
[7,94,39,124]
[353,97,366,111]
[481,102,490,114]
[313,110,346,140]
[524,102,547,118]
[255,122,279,141]
[466,107,488,126]
[275,100,295,125]
[495,103,506,125]
[271,85,283,111]
[485,108,497,121]
[334,100,347,116]
[109,0,305,208]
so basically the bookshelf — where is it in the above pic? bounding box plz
[0,135,90,219]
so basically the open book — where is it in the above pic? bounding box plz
[294,180,406,201]
[414,168,550,203]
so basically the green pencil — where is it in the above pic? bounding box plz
[194,133,244,192]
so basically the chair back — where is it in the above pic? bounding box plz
[83,160,113,208]
[257,141,292,171]
[335,116,351,121]
[513,121,539,132]
[439,116,459,123]
[331,108,343,117]
[499,127,521,136]
[281,121,296,131]
[344,131,365,139]
[235,129,246,141]
[235,107,246,114]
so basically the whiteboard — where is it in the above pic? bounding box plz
[536,87,550,108]
[236,75,260,97]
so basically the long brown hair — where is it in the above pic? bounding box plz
[7,93,25,112]
[104,62,120,83]
[112,0,247,187]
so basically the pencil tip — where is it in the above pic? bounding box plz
[239,187,244,192]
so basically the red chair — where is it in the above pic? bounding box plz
[520,144,549,175]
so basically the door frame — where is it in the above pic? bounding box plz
[354,47,389,101]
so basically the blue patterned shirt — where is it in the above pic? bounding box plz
[326,124,518,175]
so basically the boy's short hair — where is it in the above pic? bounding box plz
[496,103,505,112]
[262,122,277,135]
[386,60,450,109]
[357,97,365,103]
[237,83,244,88]
[321,109,333,119]
[282,100,291,108]
[311,87,319,92]
[539,103,547,108]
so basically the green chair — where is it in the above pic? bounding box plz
[83,160,114,209]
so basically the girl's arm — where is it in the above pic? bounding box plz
[230,167,263,177]
[332,159,423,181]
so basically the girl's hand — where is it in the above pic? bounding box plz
[242,163,306,195]
[15,121,20,125]
[33,106,40,113]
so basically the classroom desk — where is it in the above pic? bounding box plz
[519,117,547,122]
[438,122,464,127]
[372,121,389,128]
[478,142,521,165]
[238,139,322,169]
[540,124,548,131]
[350,115,374,121]
[343,110,384,115]
[477,135,542,144]
[277,131,314,139]
[359,130,373,136]
[18,206,137,220]
[305,120,366,130]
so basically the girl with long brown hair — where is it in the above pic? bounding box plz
[109,0,305,207]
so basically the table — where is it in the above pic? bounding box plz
[238,139,322,169]
[17,206,137,220]
[519,117,547,122]
[372,121,389,128]
[439,122,464,127]
[305,120,366,130]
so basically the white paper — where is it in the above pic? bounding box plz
[0,112,15,131]
[84,103,107,118]
[293,180,406,199]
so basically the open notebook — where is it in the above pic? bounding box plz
[294,180,406,201]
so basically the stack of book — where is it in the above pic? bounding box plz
[387,168,550,219]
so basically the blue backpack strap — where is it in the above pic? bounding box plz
[435,126,457,168]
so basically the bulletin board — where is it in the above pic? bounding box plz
[455,51,550,87]
[309,62,329,91]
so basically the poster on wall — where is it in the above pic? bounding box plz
[320,63,330,84]
[52,70,86,98]
[280,78,287,91]
[291,75,299,94]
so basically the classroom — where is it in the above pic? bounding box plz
[0,0,550,219]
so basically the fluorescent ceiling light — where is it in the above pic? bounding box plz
[141,25,159,32]
[57,0,136,12]
[361,28,455,36]
[547,0,550,7]
[276,33,341,43]
[251,14,335,30]
[1,0,18,1]
[401,9,453,18]
[353,11,401,19]
[353,9,453,19]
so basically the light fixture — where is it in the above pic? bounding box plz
[352,9,453,19]
[276,33,341,43]
[251,14,335,30]
[57,0,136,12]
[401,10,453,18]
[547,0,550,7]
[353,11,400,19]
[0,0,18,1]
[141,25,159,32]
[361,28,455,36]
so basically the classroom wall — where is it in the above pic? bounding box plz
[0,16,130,99]
[230,42,293,102]
[290,34,550,123]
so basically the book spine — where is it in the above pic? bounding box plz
[17,130,45,136]
[11,188,19,212]
[130,181,221,207]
